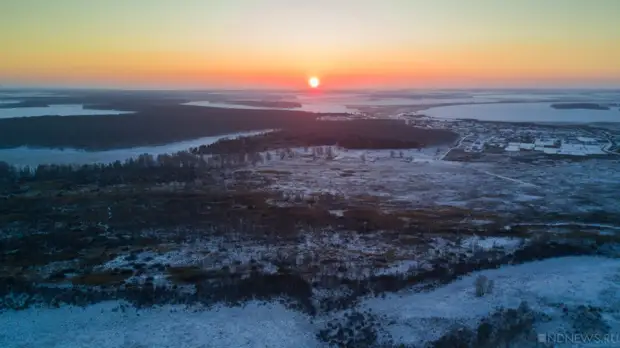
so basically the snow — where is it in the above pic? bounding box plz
[375,260,420,276]
[535,139,557,147]
[256,147,620,218]
[511,222,620,231]
[3,256,620,347]
[578,137,598,143]
[0,301,320,348]
[328,209,345,217]
[520,143,535,150]
[460,236,523,251]
[557,143,606,156]
[362,256,620,346]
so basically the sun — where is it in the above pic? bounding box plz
[308,76,320,88]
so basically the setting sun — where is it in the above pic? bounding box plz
[308,76,320,88]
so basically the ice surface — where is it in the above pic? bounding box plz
[0,130,273,166]
[185,100,355,113]
[424,102,620,123]
[0,104,133,119]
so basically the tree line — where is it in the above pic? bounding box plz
[0,150,267,192]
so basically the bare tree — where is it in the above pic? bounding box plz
[474,275,493,297]
[326,146,335,160]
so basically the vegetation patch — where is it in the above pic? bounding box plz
[199,120,457,154]
[167,266,212,284]
[71,270,133,286]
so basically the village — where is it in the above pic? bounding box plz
[398,113,619,159]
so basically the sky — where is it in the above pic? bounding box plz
[1,0,620,89]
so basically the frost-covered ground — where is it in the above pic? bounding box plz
[0,301,320,348]
[362,256,620,346]
[252,147,620,223]
[90,228,525,288]
[3,256,619,348]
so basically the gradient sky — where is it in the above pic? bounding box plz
[1,0,620,89]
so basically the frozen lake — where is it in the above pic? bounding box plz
[0,104,133,119]
[0,130,272,167]
[424,102,620,123]
[186,90,620,115]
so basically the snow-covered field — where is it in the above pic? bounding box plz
[0,301,320,348]
[363,256,620,346]
[3,256,619,348]
[252,147,620,221]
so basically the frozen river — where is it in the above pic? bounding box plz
[0,104,133,119]
[0,130,272,167]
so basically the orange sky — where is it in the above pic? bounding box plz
[1,0,619,88]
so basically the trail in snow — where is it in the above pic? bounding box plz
[476,169,540,188]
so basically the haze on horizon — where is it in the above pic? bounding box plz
[1,0,620,90]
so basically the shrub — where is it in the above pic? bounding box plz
[474,275,493,297]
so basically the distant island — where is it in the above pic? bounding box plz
[228,100,302,109]
[551,103,610,110]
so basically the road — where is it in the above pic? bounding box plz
[601,135,619,155]
[438,134,471,160]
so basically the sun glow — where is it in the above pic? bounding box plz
[308,76,320,88]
